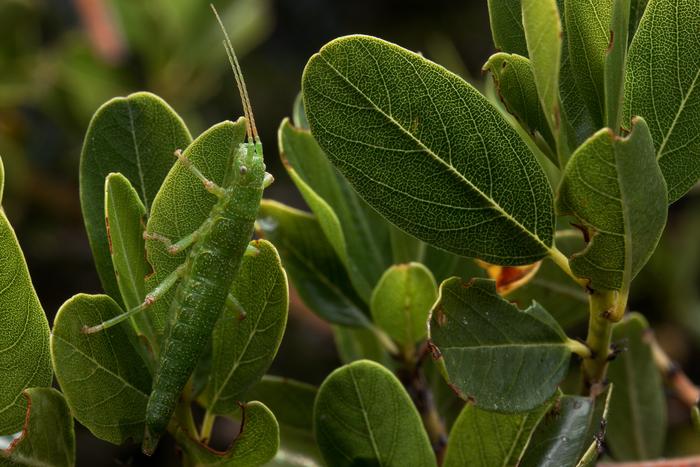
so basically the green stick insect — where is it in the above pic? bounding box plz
[82,6,273,455]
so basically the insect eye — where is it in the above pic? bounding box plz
[239,165,248,175]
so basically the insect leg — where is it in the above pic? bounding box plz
[81,264,186,334]
[225,293,247,320]
[174,149,226,198]
[144,220,211,255]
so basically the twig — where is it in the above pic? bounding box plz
[646,330,700,408]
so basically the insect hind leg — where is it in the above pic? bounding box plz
[81,264,186,334]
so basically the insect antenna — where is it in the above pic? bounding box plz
[210,4,258,142]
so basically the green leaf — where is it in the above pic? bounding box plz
[177,401,279,467]
[606,313,666,460]
[443,400,552,467]
[279,118,392,301]
[0,388,75,467]
[483,53,555,155]
[145,119,247,333]
[623,0,700,203]
[302,35,555,265]
[428,278,571,412]
[564,0,612,128]
[508,235,588,330]
[257,200,369,327]
[332,326,395,369]
[314,360,436,467]
[80,92,191,304]
[0,207,52,435]
[487,0,528,56]
[604,0,631,131]
[204,240,288,415]
[628,0,648,39]
[556,118,667,291]
[370,262,437,347]
[520,391,610,467]
[522,0,566,160]
[50,294,152,444]
[0,156,4,203]
[244,376,322,465]
[558,0,597,147]
[105,173,155,339]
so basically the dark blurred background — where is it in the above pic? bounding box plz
[1,0,699,464]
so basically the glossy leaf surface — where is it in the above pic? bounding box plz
[314,360,435,467]
[0,388,74,467]
[623,0,700,202]
[80,92,191,303]
[204,240,288,414]
[607,313,666,460]
[520,392,609,467]
[51,294,152,444]
[557,118,667,291]
[303,35,555,265]
[0,190,52,435]
[429,278,570,412]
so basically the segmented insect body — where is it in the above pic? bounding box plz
[143,139,265,453]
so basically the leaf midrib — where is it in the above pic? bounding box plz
[316,50,550,252]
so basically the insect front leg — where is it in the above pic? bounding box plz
[81,264,186,334]
[174,149,226,198]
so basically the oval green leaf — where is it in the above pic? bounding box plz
[177,401,279,467]
[302,35,554,265]
[279,118,392,301]
[606,313,666,460]
[314,360,436,467]
[564,0,612,127]
[428,278,571,412]
[145,119,247,333]
[50,294,152,444]
[0,205,52,435]
[443,400,552,467]
[487,0,528,56]
[0,388,75,467]
[80,92,191,304]
[244,376,322,465]
[257,200,369,327]
[557,118,667,291]
[370,262,437,347]
[624,0,700,203]
[105,173,156,340]
[521,389,611,467]
[483,53,556,157]
[522,0,565,158]
[204,240,288,415]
